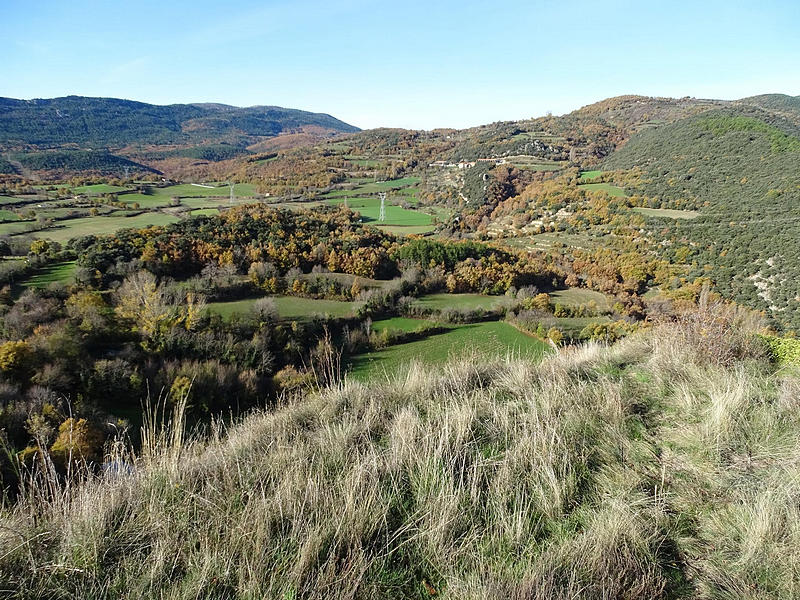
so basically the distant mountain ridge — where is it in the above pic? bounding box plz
[0,96,360,148]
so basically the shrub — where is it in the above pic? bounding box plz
[761,335,800,366]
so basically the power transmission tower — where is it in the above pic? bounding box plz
[344,196,348,209]
[123,166,130,180]
[229,182,235,205]
[378,192,386,222]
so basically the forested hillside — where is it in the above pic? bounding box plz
[603,107,800,327]
[0,96,358,151]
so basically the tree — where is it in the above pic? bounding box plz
[115,272,206,349]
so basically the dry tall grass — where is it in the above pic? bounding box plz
[1,325,798,599]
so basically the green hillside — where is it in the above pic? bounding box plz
[740,94,800,122]
[602,108,800,328]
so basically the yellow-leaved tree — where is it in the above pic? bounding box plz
[115,271,206,350]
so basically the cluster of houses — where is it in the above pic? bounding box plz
[428,157,507,169]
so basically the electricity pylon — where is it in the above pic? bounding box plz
[378,192,386,222]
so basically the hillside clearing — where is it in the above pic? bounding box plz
[580,182,628,197]
[579,169,604,181]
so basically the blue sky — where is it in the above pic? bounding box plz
[2,0,799,130]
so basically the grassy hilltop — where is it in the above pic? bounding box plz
[3,309,800,598]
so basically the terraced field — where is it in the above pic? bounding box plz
[0,182,265,243]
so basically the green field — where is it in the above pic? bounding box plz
[327,197,432,226]
[19,260,77,288]
[117,183,257,207]
[207,296,354,320]
[371,317,431,333]
[72,184,129,195]
[347,321,549,380]
[29,207,93,219]
[633,207,700,219]
[31,213,179,243]
[180,197,253,209]
[115,193,172,208]
[0,182,265,243]
[150,183,257,198]
[579,170,603,181]
[580,182,627,197]
[190,208,220,217]
[414,293,504,311]
[555,316,613,336]
[0,221,37,236]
